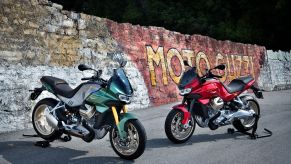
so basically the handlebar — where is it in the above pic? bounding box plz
[201,68,223,79]
[81,76,107,87]
[81,77,92,81]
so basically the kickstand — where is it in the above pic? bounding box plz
[22,134,39,137]
[227,114,272,139]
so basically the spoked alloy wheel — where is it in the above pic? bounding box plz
[165,110,195,143]
[233,99,260,132]
[32,98,62,140]
[110,119,146,160]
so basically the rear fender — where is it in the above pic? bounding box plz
[250,85,264,99]
[239,95,261,115]
[29,87,45,100]
[42,83,54,93]
[172,104,190,124]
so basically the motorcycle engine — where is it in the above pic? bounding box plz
[210,97,224,110]
[79,104,96,120]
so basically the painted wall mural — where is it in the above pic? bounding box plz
[146,45,256,86]
[106,20,266,105]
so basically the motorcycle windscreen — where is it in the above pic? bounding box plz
[178,67,199,90]
[109,68,133,95]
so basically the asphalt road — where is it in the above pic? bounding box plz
[1,90,291,164]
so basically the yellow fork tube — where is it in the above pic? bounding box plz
[123,105,128,113]
[112,106,119,125]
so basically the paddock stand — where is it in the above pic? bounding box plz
[227,114,272,139]
[22,134,72,148]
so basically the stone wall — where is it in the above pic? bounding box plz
[0,0,150,133]
[0,0,284,133]
[258,50,291,91]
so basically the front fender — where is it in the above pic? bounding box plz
[116,113,138,139]
[240,95,259,105]
[173,104,190,124]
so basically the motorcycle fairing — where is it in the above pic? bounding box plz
[57,84,101,107]
[108,68,133,95]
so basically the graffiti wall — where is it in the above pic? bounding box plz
[106,21,266,105]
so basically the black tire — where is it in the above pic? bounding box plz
[165,110,195,144]
[233,99,260,132]
[32,98,63,141]
[110,119,146,160]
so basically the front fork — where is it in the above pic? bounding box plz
[172,103,191,125]
[111,105,136,140]
[174,99,200,125]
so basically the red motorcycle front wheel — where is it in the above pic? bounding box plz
[165,110,196,143]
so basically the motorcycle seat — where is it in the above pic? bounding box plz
[41,76,80,98]
[223,75,254,93]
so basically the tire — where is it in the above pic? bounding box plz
[164,110,195,144]
[233,99,260,132]
[110,119,146,160]
[32,98,63,141]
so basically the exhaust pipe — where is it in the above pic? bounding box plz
[44,108,94,142]
[228,109,255,122]
[44,108,59,129]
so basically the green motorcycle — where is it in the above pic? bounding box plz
[30,61,146,159]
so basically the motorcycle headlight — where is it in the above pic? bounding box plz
[179,88,192,95]
[119,94,132,104]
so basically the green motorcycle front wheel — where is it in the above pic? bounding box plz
[110,119,146,160]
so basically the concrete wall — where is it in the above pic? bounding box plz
[258,50,291,91]
[0,0,289,133]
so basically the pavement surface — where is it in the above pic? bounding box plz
[1,90,291,164]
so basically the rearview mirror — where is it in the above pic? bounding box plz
[120,60,127,67]
[97,70,102,77]
[78,64,91,71]
[214,64,225,70]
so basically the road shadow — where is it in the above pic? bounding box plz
[0,141,133,164]
[147,132,247,149]
[71,156,134,164]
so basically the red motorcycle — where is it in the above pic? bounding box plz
[165,61,263,143]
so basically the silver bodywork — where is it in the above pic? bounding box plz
[195,96,256,127]
[57,83,101,107]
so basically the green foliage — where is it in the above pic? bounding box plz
[52,0,291,50]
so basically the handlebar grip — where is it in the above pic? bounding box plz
[81,77,91,81]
